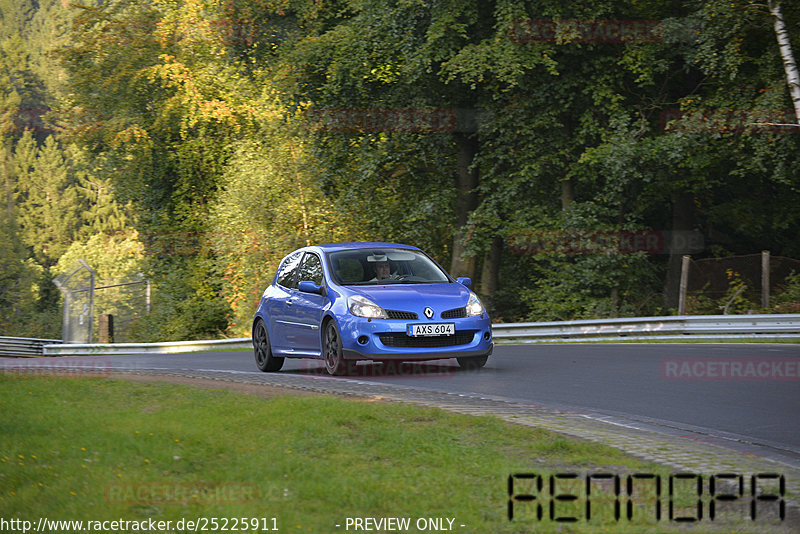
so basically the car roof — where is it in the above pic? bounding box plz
[314,242,421,253]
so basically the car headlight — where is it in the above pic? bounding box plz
[465,291,485,317]
[348,295,388,319]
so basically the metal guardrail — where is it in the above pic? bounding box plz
[1,314,794,357]
[491,314,800,343]
[0,336,62,357]
[41,338,251,356]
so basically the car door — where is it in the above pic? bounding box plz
[285,252,327,356]
[268,251,303,353]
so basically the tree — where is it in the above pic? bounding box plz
[15,134,81,266]
[438,0,800,316]
[209,116,348,335]
[768,0,800,124]
[264,0,503,279]
[59,0,256,339]
[43,0,800,332]
[0,136,32,334]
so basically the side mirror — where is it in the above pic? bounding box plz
[456,277,472,288]
[298,281,324,295]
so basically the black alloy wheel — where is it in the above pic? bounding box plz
[253,320,284,372]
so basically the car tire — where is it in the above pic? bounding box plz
[253,320,284,372]
[456,354,488,370]
[324,321,349,376]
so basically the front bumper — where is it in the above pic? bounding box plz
[336,314,493,361]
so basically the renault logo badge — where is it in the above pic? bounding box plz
[424,307,434,319]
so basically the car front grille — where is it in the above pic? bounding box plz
[386,310,418,320]
[441,307,467,319]
[378,332,475,348]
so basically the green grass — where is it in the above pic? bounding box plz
[0,375,790,533]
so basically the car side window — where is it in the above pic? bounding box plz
[277,251,303,289]
[298,252,324,286]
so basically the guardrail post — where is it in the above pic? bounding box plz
[146,279,151,314]
[678,255,690,315]
[762,250,770,309]
[99,314,114,343]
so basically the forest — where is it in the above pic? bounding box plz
[1,0,799,341]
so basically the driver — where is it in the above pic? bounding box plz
[371,258,395,281]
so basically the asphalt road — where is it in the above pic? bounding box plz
[4,343,799,457]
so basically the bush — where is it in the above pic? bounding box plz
[771,271,800,313]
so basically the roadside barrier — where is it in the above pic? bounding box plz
[2,314,798,357]
[491,314,800,343]
[0,336,62,357]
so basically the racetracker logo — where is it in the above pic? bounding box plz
[508,230,704,255]
[0,357,112,377]
[661,358,800,381]
[2,106,107,134]
[105,482,260,505]
[660,109,800,133]
[134,229,276,256]
[90,16,259,47]
[304,108,457,133]
[510,19,663,43]
[299,359,457,379]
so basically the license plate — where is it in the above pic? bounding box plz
[407,323,455,337]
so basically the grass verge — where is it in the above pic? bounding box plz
[0,374,790,533]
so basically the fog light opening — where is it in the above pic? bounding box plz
[484,331,491,341]
[358,335,369,345]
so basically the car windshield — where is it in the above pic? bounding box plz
[328,248,451,285]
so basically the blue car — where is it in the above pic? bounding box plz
[252,242,493,375]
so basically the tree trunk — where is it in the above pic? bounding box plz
[287,143,311,246]
[560,178,574,210]
[479,235,503,312]
[1,149,11,216]
[664,191,694,310]
[769,0,800,124]
[610,286,619,317]
[450,134,479,279]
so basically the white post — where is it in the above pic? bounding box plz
[762,250,770,309]
[678,255,690,315]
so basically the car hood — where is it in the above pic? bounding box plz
[349,283,471,312]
